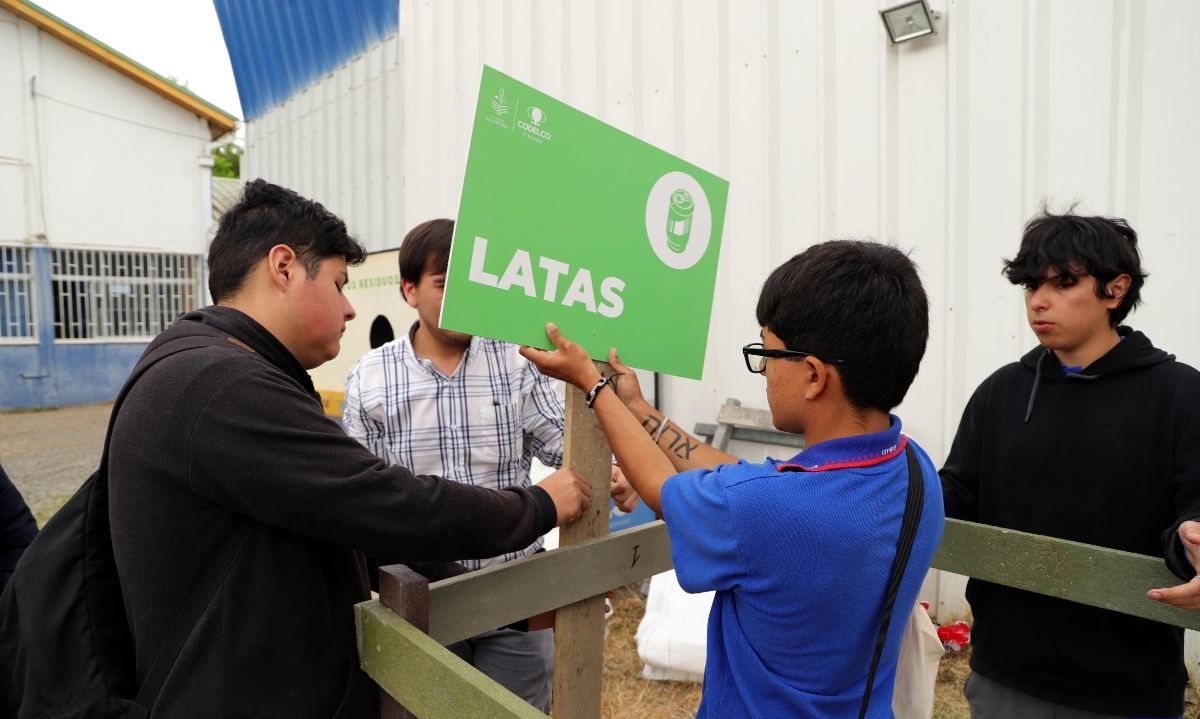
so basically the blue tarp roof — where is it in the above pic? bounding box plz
[213,0,398,121]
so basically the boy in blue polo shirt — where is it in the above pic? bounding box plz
[523,240,943,717]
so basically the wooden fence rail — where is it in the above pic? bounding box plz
[356,518,1200,717]
[358,600,545,719]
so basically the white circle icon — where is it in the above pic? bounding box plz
[645,171,711,270]
[528,107,546,125]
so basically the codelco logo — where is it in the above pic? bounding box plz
[517,106,552,141]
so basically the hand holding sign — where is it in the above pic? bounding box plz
[519,323,602,391]
[606,348,648,409]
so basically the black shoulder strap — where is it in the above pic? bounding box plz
[134,523,252,708]
[858,442,926,719]
[96,331,255,712]
[96,333,236,475]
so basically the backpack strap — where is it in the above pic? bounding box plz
[95,332,242,476]
[858,443,926,719]
[133,522,252,708]
[96,330,257,712]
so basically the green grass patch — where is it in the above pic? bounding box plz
[33,494,72,528]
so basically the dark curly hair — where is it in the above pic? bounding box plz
[1003,206,1147,326]
[208,179,366,301]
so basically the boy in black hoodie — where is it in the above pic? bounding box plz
[100,180,592,717]
[941,209,1200,717]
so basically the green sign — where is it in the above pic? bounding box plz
[442,66,728,379]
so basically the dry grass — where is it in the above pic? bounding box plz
[932,648,970,719]
[602,586,702,719]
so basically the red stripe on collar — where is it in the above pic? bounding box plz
[777,435,908,473]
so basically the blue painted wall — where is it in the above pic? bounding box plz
[0,344,47,409]
[0,341,145,410]
[0,247,147,409]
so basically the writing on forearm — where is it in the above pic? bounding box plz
[662,426,698,460]
[641,414,698,460]
[641,415,663,437]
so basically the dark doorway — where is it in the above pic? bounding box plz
[369,315,395,349]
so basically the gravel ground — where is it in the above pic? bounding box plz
[0,401,112,526]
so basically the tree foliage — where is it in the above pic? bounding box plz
[212,143,242,179]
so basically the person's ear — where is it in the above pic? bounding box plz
[401,278,419,308]
[1105,274,1131,307]
[802,356,827,401]
[267,245,299,291]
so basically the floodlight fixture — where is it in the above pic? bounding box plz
[880,0,940,44]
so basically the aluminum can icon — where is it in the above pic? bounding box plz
[666,189,694,253]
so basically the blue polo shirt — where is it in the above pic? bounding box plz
[660,416,944,718]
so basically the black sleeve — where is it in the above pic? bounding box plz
[939,382,987,521]
[0,464,38,588]
[184,367,557,563]
[1161,372,1200,580]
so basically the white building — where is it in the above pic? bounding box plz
[219,0,1200,662]
[0,0,236,408]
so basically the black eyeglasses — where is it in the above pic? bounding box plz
[742,342,848,374]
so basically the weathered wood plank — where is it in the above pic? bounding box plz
[377,566,430,719]
[427,518,1198,644]
[428,521,673,645]
[379,565,430,632]
[552,378,612,719]
[933,518,1200,630]
[356,601,547,719]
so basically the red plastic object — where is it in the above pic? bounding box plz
[938,621,971,651]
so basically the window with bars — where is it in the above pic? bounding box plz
[51,248,204,340]
[0,245,36,341]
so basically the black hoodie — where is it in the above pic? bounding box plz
[941,327,1200,716]
[107,307,557,718]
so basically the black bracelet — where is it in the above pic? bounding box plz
[584,372,624,408]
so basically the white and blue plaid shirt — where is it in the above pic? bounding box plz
[343,325,564,569]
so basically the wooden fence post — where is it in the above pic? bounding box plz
[552,368,613,719]
[377,564,431,719]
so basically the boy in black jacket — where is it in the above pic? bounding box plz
[104,180,591,718]
[941,208,1200,717]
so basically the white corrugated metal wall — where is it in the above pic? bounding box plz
[246,35,404,258]
[245,0,1200,627]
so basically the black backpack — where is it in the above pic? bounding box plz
[0,330,252,718]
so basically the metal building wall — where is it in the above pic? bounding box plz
[243,0,1200,620]
[245,34,403,261]
[214,0,399,122]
